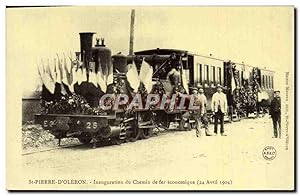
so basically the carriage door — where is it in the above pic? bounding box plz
[257,69,262,87]
[223,61,234,106]
[185,55,193,86]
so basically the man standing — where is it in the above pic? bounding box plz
[190,87,202,137]
[270,91,281,138]
[211,85,228,136]
[197,87,211,136]
[167,65,181,86]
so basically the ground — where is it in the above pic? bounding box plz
[21,116,293,190]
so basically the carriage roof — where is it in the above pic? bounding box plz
[134,48,274,73]
[134,48,188,55]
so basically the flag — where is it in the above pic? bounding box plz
[77,65,83,85]
[139,59,153,93]
[54,58,62,84]
[56,55,68,95]
[69,60,80,93]
[88,62,97,87]
[63,53,72,85]
[242,65,250,80]
[67,52,74,74]
[62,55,70,86]
[181,70,189,94]
[97,67,107,92]
[106,59,113,86]
[82,66,88,82]
[37,61,45,85]
[45,59,54,81]
[258,91,269,102]
[106,73,113,86]
[126,63,140,92]
[38,61,55,94]
[43,73,56,94]
[89,70,98,87]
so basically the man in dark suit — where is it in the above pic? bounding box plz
[270,91,281,138]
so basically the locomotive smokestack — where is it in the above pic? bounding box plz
[79,32,95,65]
[129,9,135,55]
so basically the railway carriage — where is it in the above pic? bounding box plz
[132,48,274,118]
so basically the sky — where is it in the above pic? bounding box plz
[6,6,294,96]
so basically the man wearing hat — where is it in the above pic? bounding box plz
[211,84,228,136]
[190,87,202,137]
[197,87,211,136]
[270,91,281,138]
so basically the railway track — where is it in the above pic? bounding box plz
[21,126,174,155]
[22,143,86,156]
[22,118,257,156]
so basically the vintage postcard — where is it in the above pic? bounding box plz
[6,6,295,191]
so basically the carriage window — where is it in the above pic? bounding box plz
[216,67,221,85]
[211,66,216,86]
[271,76,273,89]
[194,63,200,83]
[199,64,202,84]
[203,65,206,83]
[203,65,209,84]
[213,66,216,85]
[265,76,267,89]
[206,65,209,83]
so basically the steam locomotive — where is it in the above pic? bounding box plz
[35,32,274,148]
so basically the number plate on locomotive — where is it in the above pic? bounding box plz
[42,117,70,131]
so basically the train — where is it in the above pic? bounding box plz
[35,32,275,148]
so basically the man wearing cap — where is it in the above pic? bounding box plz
[270,91,281,138]
[211,84,228,136]
[190,87,202,137]
[197,87,211,136]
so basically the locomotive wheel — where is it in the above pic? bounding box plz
[49,130,65,146]
[140,128,153,139]
[78,137,91,145]
[166,120,171,129]
[111,138,122,145]
[178,118,185,130]
[186,122,192,131]
[128,125,140,142]
[50,130,65,140]
[161,119,170,129]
